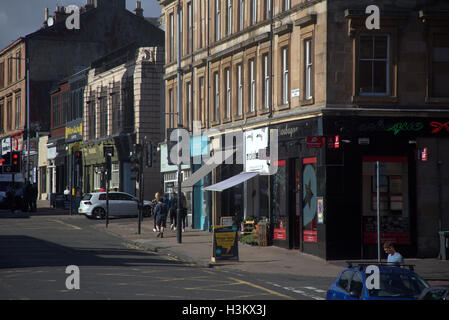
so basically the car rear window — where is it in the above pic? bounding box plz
[82,194,92,200]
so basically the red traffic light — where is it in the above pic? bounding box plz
[12,154,18,159]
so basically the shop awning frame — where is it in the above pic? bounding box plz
[203,171,259,192]
[181,148,235,191]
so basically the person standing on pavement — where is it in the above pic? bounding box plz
[169,192,177,230]
[384,241,404,266]
[179,192,187,232]
[154,192,168,238]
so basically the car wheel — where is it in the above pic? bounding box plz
[92,207,106,219]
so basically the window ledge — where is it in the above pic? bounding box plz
[246,111,256,118]
[351,95,398,105]
[301,98,315,106]
[259,107,270,115]
[222,117,232,124]
[277,103,290,111]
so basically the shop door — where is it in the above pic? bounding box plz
[302,157,318,246]
[361,156,412,258]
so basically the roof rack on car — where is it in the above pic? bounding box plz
[345,261,415,271]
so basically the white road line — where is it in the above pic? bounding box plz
[266,282,326,300]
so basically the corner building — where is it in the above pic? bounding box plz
[159,0,449,260]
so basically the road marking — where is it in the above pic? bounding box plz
[229,277,295,300]
[266,282,326,300]
[52,219,82,230]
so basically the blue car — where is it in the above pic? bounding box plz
[326,262,430,300]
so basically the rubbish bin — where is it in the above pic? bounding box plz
[438,231,449,260]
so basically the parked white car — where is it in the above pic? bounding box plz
[79,192,153,219]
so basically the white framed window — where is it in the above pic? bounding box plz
[215,0,221,41]
[263,54,269,109]
[284,0,290,11]
[169,13,174,61]
[282,47,289,105]
[239,0,245,31]
[94,167,102,190]
[187,2,193,54]
[227,0,232,36]
[214,71,220,121]
[305,39,313,100]
[225,68,231,118]
[251,0,257,25]
[237,64,243,116]
[359,35,389,96]
[111,163,119,189]
[265,0,271,20]
[187,82,192,128]
[15,95,20,129]
[249,59,255,112]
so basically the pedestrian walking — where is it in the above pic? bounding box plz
[150,197,158,232]
[153,192,168,238]
[64,186,71,200]
[180,192,187,232]
[169,192,177,230]
[384,241,404,266]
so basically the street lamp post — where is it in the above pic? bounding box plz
[176,0,182,244]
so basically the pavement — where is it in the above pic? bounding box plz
[34,200,449,285]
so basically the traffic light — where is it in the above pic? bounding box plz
[11,151,21,173]
[74,151,82,166]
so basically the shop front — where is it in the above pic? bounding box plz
[323,113,449,259]
[271,118,324,252]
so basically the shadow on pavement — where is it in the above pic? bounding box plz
[0,235,186,269]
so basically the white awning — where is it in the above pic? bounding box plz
[203,171,259,192]
[181,149,235,190]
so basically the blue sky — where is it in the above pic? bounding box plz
[0,0,162,50]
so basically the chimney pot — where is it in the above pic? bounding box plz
[134,1,143,17]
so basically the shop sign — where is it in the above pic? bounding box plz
[430,121,449,134]
[306,136,324,148]
[47,147,57,160]
[212,225,239,262]
[245,127,270,173]
[303,230,317,242]
[386,122,424,135]
[317,197,324,224]
[65,120,83,142]
[2,138,11,155]
[327,135,340,149]
[274,228,286,240]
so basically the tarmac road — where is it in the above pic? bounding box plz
[0,212,332,300]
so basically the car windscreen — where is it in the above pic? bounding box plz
[82,194,92,200]
[367,271,429,298]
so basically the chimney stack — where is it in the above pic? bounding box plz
[134,1,144,17]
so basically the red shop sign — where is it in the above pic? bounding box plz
[303,230,317,243]
[274,228,286,240]
[306,136,324,148]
